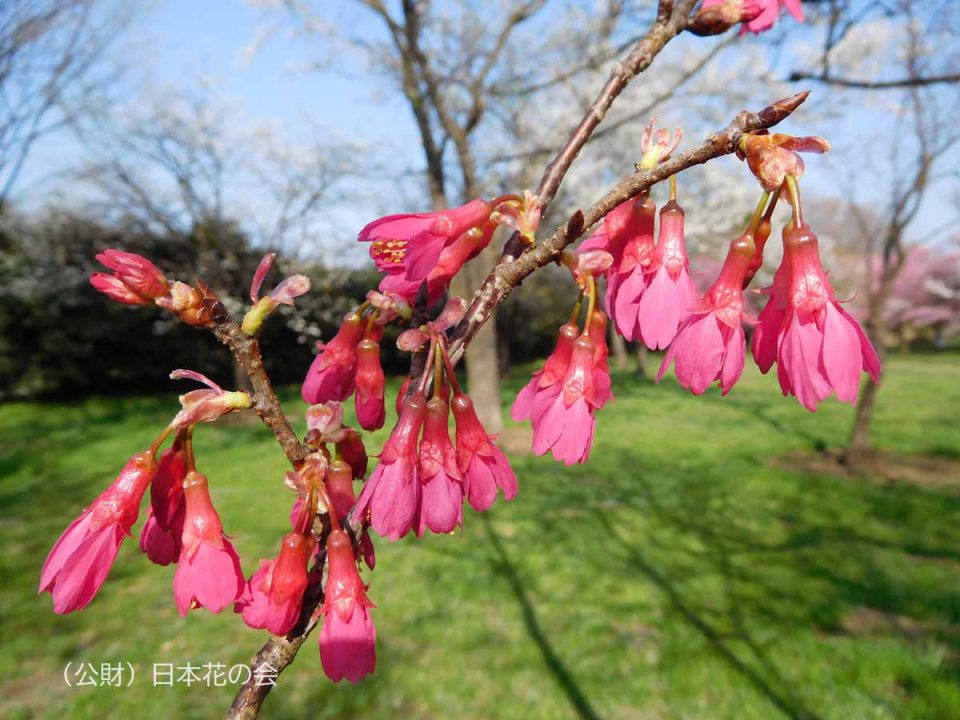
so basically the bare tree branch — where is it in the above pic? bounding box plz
[788,70,960,89]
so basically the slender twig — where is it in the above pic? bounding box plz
[534,0,697,220]
[787,70,960,90]
[210,318,308,467]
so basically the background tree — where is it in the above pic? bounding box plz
[785,0,960,460]
[0,0,132,207]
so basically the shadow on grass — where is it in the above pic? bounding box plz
[482,513,602,720]
[595,508,823,720]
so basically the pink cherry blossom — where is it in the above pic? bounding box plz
[302,312,365,404]
[578,196,657,339]
[139,440,188,566]
[530,333,600,465]
[354,393,426,540]
[512,322,579,423]
[634,200,698,349]
[760,223,881,411]
[658,233,754,395]
[91,249,169,305]
[452,392,517,512]
[359,199,493,282]
[743,0,803,34]
[40,451,157,613]
[318,529,376,683]
[379,224,495,305]
[417,397,464,536]
[173,471,244,615]
[587,310,614,408]
[325,459,359,523]
[354,338,386,431]
[236,532,314,636]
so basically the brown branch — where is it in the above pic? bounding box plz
[448,91,810,364]
[787,70,960,89]
[533,0,698,218]
[210,318,309,467]
[211,310,372,719]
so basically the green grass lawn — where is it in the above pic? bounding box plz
[1,354,959,720]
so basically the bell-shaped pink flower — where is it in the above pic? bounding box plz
[634,199,698,350]
[452,392,517,511]
[587,310,614,408]
[578,196,657,339]
[302,312,364,404]
[658,233,754,395]
[236,532,314,636]
[511,322,579,423]
[90,249,169,305]
[40,451,157,613]
[139,439,188,566]
[173,471,244,615]
[354,393,426,540]
[359,199,493,282]
[530,334,600,465]
[326,459,358,522]
[354,338,386,431]
[318,529,376,683]
[751,246,792,374]
[417,397,464,536]
[766,223,880,411]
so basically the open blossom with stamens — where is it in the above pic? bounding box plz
[452,392,517,511]
[139,439,188,566]
[634,198,698,349]
[359,199,494,282]
[658,232,754,395]
[579,196,658,339]
[759,222,880,411]
[318,529,376,683]
[354,393,426,540]
[90,250,169,305]
[302,312,364,405]
[173,470,244,615]
[236,532,314,636]
[417,397,464,536]
[379,225,494,305]
[530,333,601,465]
[738,133,830,192]
[40,451,157,613]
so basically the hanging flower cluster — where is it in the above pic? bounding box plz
[42,9,870,688]
[509,126,879,471]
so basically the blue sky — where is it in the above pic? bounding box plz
[16,0,958,251]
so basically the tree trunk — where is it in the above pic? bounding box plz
[844,264,895,463]
[452,242,504,434]
[609,325,629,371]
[847,375,880,458]
[636,345,648,379]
